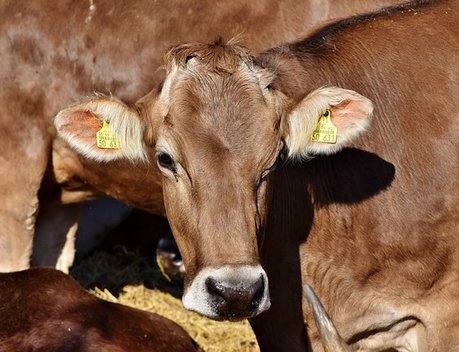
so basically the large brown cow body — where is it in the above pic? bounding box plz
[0,0,402,273]
[57,0,459,350]
[0,268,201,351]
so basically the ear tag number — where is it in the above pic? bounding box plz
[310,110,337,144]
[96,120,121,149]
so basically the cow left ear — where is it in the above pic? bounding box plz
[55,96,147,162]
[284,87,373,159]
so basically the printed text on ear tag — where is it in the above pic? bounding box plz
[310,110,337,144]
[96,120,121,149]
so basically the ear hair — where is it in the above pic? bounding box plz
[55,95,147,162]
[286,86,373,159]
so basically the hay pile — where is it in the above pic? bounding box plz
[71,247,259,352]
[92,286,259,352]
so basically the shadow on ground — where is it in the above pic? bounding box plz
[70,209,183,297]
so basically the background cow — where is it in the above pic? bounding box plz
[0,268,201,351]
[0,0,402,273]
[57,0,459,350]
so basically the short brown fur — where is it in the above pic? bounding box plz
[0,268,201,351]
[0,0,401,271]
[138,0,458,350]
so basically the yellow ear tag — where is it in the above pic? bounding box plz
[310,110,337,144]
[96,120,121,149]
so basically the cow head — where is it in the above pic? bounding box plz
[55,41,372,320]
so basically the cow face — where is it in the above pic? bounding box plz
[55,42,372,321]
[149,43,284,320]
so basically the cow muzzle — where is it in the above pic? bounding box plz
[182,265,271,320]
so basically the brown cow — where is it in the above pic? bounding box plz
[0,268,201,351]
[0,0,402,273]
[57,0,459,350]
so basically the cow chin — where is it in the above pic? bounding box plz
[182,265,271,321]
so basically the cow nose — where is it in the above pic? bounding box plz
[205,275,265,319]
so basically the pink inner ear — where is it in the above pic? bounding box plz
[57,109,124,159]
[329,98,369,133]
[59,110,102,142]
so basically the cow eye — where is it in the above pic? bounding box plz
[157,152,176,171]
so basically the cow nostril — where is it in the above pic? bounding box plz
[206,277,226,300]
[250,276,265,309]
[206,275,265,312]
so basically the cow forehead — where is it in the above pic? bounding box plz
[161,43,276,121]
[159,66,281,167]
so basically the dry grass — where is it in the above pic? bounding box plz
[71,247,259,352]
[92,286,259,352]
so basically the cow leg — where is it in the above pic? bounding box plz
[0,178,41,272]
[31,199,81,274]
[0,112,49,272]
[0,206,37,272]
[55,218,79,273]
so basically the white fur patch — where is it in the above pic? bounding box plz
[286,86,373,159]
[55,96,147,162]
[182,265,271,319]
[55,221,78,274]
[85,0,96,23]
[157,64,180,117]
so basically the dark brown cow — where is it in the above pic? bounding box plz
[0,268,200,352]
[0,0,402,273]
[57,0,459,350]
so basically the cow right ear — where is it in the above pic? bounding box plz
[284,86,373,159]
[54,96,147,162]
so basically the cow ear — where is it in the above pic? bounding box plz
[285,87,373,159]
[55,96,147,162]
